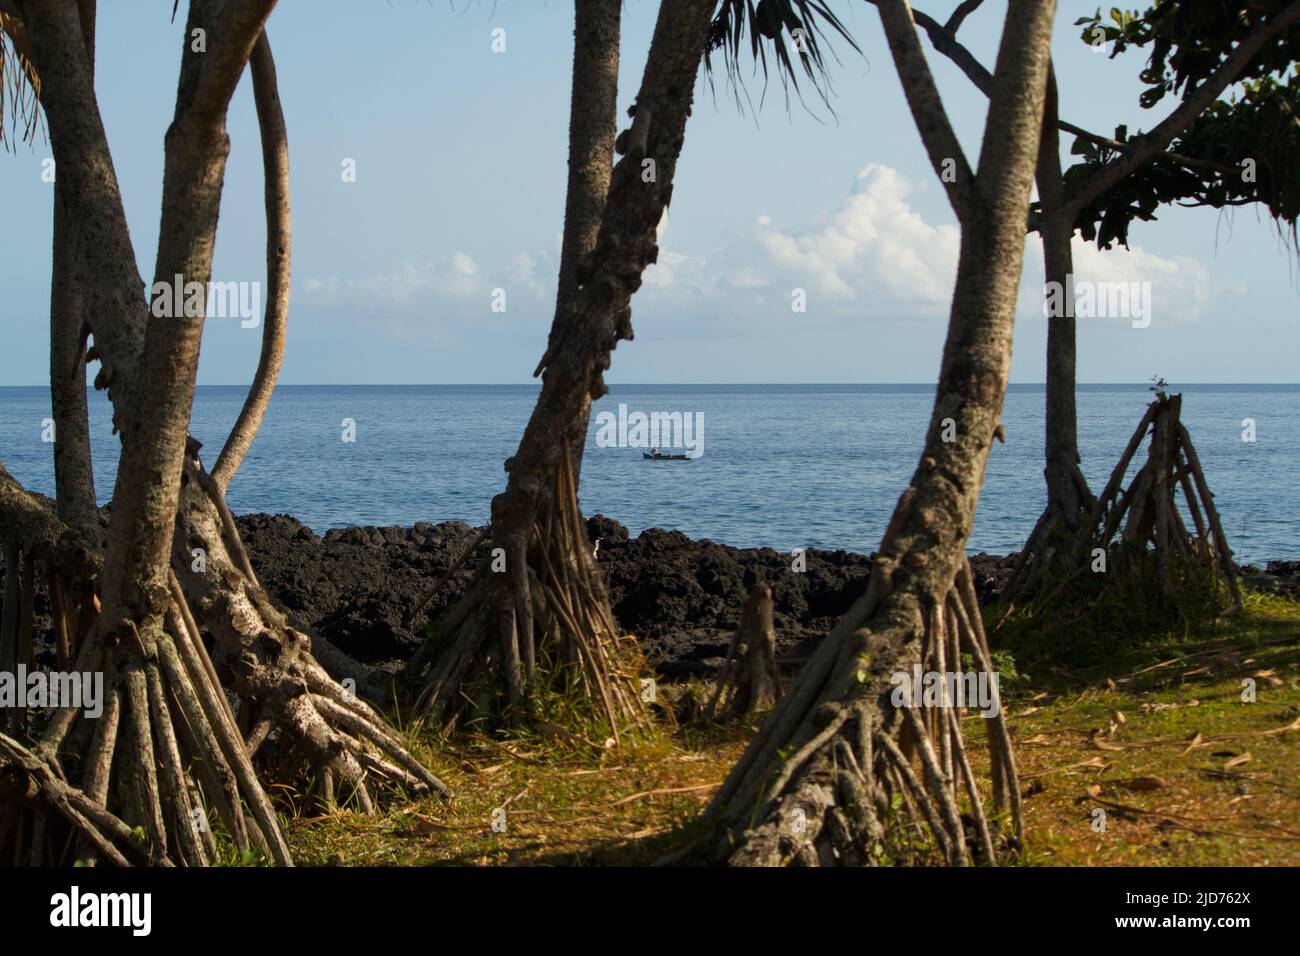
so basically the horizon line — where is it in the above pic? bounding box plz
[3,381,1299,389]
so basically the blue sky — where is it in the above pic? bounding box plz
[2,0,1296,386]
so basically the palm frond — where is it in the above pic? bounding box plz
[0,11,43,151]
[704,0,862,116]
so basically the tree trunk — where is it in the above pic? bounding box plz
[554,0,621,334]
[13,1,443,866]
[0,455,449,866]
[1037,69,1089,530]
[99,0,274,631]
[552,0,621,478]
[1005,3,1294,604]
[691,0,1056,867]
[47,0,98,543]
[211,32,290,492]
[1002,68,1095,603]
[1041,237,1086,530]
[15,0,290,864]
[707,583,781,721]
[409,0,715,734]
[24,0,148,432]
[49,187,99,539]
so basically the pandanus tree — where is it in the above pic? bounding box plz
[405,0,709,734]
[0,0,444,867]
[1,2,99,544]
[893,0,1300,608]
[679,0,1058,866]
[406,0,853,734]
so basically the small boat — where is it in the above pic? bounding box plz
[643,451,693,461]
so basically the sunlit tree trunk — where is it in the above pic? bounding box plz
[410,0,716,733]
[693,0,1057,867]
[553,0,621,478]
[7,0,444,867]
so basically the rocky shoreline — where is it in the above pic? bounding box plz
[236,513,1300,681]
[4,507,1296,683]
[240,512,903,677]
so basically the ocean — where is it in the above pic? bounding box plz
[0,384,1295,564]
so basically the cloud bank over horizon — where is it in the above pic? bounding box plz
[297,163,1230,361]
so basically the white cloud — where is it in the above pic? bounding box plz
[638,163,1230,332]
[450,251,477,277]
[755,164,959,305]
[641,164,960,321]
[508,252,543,291]
[643,248,689,289]
[1035,238,1222,326]
[298,164,1233,347]
[302,251,484,309]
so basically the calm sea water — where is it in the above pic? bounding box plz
[0,384,1295,563]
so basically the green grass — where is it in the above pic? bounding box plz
[285,590,1300,866]
[286,713,751,866]
[987,589,1300,865]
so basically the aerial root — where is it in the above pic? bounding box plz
[1009,395,1241,616]
[180,460,451,813]
[705,582,781,722]
[411,444,649,737]
[694,547,1020,867]
[0,464,450,865]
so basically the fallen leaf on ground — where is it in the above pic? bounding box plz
[1070,757,1109,772]
[1113,776,1170,792]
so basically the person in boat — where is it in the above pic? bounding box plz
[651,447,659,459]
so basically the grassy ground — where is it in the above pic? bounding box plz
[991,588,1300,865]
[285,719,750,866]
[286,589,1300,866]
